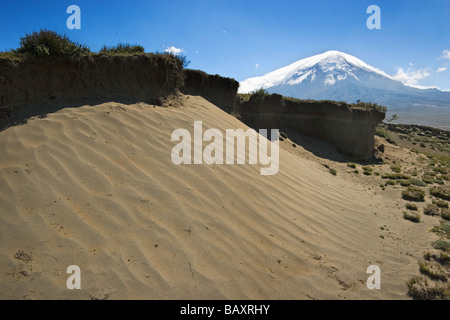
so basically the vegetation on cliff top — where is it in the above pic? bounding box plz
[238,88,387,114]
[0,29,190,69]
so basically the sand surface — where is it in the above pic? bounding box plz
[0,95,438,299]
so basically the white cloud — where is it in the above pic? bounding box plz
[255,63,260,69]
[437,66,447,73]
[164,46,183,55]
[409,62,413,67]
[442,49,450,61]
[393,66,431,86]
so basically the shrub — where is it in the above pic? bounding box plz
[406,203,418,211]
[431,222,450,239]
[400,180,411,187]
[403,211,421,223]
[375,127,394,143]
[433,199,448,208]
[430,186,450,201]
[249,88,269,103]
[424,250,450,266]
[347,163,357,169]
[411,179,427,187]
[385,180,396,186]
[329,168,337,176]
[163,52,190,69]
[432,240,450,252]
[442,208,450,221]
[100,43,145,54]
[407,276,450,300]
[391,165,402,173]
[14,29,90,57]
[418,261,448,281]
[353,102,387,113]
[402,187,425,202]
[382,173,411,180]
[424,204,440,216]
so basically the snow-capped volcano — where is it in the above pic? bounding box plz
[239,51,450,129]
[239,50,392,92]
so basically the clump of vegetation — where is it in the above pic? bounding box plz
[249,88,269,103]
[382,173,411,180]
[430,186,450,201]
[353,170,359,174]
[163,52,191,69]
[407,276,450,300]
[433,199,449,208]
[99,43,145,55]
[362,166,373,176]
[385,180,396,186]
[402,187,425,202]
[422,175,435,184]
[329,168,337,176]
[403,211,421,223]
[347,163,357,169]
[432,240,450,252]
[418,261,448,281]
[400,180,412,187]
[390,165,402,173]
[353,102,387,113]
[406,203,418,211]
[424,204,441,216]
[431,222,450,239]
[14,29,90,57]
[410,179,427,187]
[441,208,450,221]
[424,251,450,266]
[375,126,394,144]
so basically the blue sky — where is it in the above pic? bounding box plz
[1,0,449,89]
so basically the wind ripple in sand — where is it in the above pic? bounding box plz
[0,96,433,299]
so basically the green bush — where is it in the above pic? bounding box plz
[100,43,145,54]
[382,173,411,180]
[430,186,450,201]
[249,88,269,103]
[442,208,450,221]
[14,29,90,57]
[406,203,418,211]
[424,204,440,216]
[432,240,450,252]
[403,211,421,223]
[411,179,427,187]
[400,180,412,187]
[162,52,190,69]
[375,127,394,143]
[402,187,425,202]
[433,199,448,208]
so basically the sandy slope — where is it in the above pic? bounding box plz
[0,95,437,299]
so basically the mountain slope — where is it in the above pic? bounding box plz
[239,51,450,129]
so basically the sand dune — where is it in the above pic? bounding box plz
[0,95,437,299]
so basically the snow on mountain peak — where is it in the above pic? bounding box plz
[239,50,393,93]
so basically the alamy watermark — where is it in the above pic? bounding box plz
[366,265,381,289]
[67,5,81,30]
[171,121,279,175]
[66,265,81,289]
[367,5,381,30]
